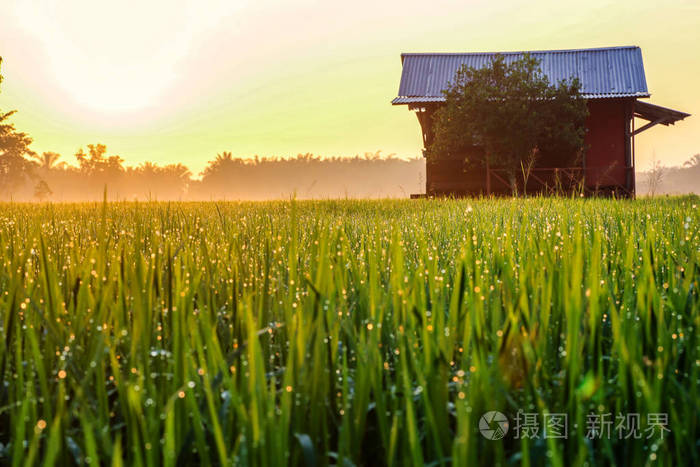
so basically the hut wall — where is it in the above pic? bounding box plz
[426,149,487,196]
[583,99,631,190]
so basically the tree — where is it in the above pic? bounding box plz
[646,151,665,197]
[74,144,124,175]
[72,144,125,198]
[32,151,64,172]
[683,153,700,169]
[34,179,52,201]
[0,57,36,196]
[126,161,192,199]
[428,55,589,191]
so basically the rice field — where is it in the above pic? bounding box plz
[0,197,698,466]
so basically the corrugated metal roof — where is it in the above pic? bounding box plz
[392,97,445,104]
[392,46,650,105]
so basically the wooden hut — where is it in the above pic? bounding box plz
[392,46,690,197]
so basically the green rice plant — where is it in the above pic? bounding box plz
[0,197,698,466]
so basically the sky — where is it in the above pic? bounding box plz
[0,0,698,175]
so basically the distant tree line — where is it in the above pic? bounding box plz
[3,146,425,201]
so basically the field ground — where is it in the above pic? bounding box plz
[0,198,698,466]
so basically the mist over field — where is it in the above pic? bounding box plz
[3,148,699,201]
[636,162,700,196]
[2,147,425,201]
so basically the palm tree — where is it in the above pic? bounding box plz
[215,151,234,164]
[32,152,64,172]
[683,154,700,168]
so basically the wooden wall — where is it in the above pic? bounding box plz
[583,99,633,191]
[426,149,487,196]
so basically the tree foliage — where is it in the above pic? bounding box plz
[0,57,36,195]
[33,179,52,200]
[428,55,589,181]
[683,153,700,169]
[32,151,65,172]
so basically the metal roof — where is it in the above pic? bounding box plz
[392,46,650,105]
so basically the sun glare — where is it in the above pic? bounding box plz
[13,0,242,112]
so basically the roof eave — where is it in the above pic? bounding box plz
[634,100,691,125]
[392,93,652,105]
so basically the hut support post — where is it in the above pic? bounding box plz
[486,159,491,195]
[624,99,634,198]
